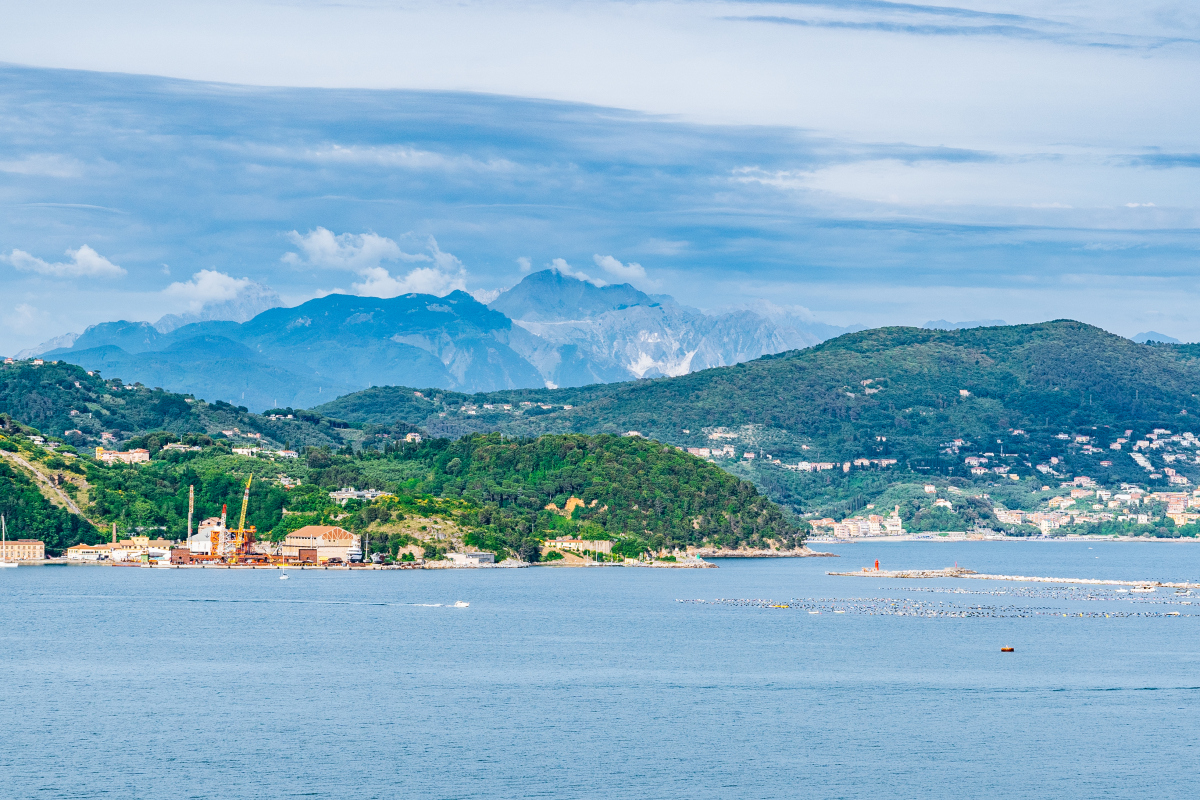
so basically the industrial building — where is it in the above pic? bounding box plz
[281,526,361,563]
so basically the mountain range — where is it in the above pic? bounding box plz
[36,270,854,409]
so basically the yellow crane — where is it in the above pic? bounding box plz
[212,476,256,562]
[236,475,253,533]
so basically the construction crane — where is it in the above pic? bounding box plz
[237,475,253,534]
[227,476,256,563]
[209,477,257,561]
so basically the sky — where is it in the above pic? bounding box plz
[1,0,1199,353]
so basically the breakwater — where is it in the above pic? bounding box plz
[829,566,1200,590]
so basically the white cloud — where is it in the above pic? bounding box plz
[9,303,43,332]
[350,263,466,298]
[282,227,426,270]
[516,256,532,272]
[3,245,125,278]
[0,154,85,178]
[282,227,467,299]
[551,257,605,286]
[163,269,254,312]
[593,254,646,281]
[302,144,516,173]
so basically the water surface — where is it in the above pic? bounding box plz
[2,541,1197,799]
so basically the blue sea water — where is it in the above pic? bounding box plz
[2,541,1198,800]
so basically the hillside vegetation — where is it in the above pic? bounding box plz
[0,360,351,451]
[314,322,1200,514]
[0,405,799,557]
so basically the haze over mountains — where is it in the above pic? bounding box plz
[35,269,855,409]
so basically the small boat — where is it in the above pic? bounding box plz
[1131,585,1156,593]
[452,601,469,608]
[1000,646,1015,652]
[0,516,18,568]
[279,566,289,580]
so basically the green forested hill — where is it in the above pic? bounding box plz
[0,457,100,554]
[313,321,1200,514]
[1,422,800,558]
[0,359,351,450]
[319,321,1200,454]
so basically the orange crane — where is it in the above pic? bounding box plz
[210,476,258,562]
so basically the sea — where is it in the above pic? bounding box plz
[2,541,1198,800]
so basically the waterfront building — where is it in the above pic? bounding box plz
[548,537,613,555]
[281,526,360,563]
[447,552,496,565]
[1,539,45,560]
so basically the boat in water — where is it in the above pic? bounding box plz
[0,515,19,568]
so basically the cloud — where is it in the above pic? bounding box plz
[550,258,605,286]
[516,256,532,272]
[350,264,466,297]
[163,269,255,311]
[282,227,426,270]
[593,254,646,281]
[282,227,466,299]
[3,244,125,277]
[642,238,688,256]
[0,154,85,178]
[9,303,43,332]
[300,144,517,173]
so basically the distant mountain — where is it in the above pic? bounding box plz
[14,331,79,360]
[1132,331,1181,344]
[14,280,284,359]
[489,269,836,387]
[46,291,544,410]
[154,280,282,333]
[42,270,857,407]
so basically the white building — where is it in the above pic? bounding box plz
[329,487,386,504]
[446,552,496,566]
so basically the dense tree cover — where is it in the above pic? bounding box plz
[83,450,293,538]
[318,322,1200,461]
[0,361,349,450]
[314,322,1200,515]
[372,433,805,555]
[6,424,800,558]
[0,459,100,555]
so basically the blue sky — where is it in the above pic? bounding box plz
[2,0,1199,352]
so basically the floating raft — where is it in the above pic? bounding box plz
[828,567,1200,590]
